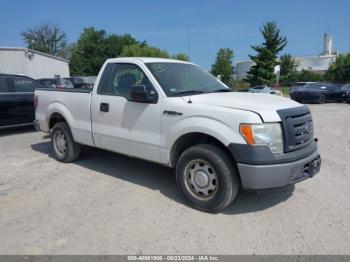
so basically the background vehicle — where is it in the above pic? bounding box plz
[65,76,97,89]
[249,85,282,95]
[0,74,43,128]
[290,82,317,93]
[37,78,74,89]
[342,83,350,103]
[290,83,344,103]
[35,58,321,212]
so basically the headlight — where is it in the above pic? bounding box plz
[239,123,283,154]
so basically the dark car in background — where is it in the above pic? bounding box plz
[290,83,344,103]
[342,83,350,103]
[64,76,96,89]
[290,82,317,93]
[37,78,74,89]
[0,74,43,128]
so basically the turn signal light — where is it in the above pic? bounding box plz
[239,124,255,145]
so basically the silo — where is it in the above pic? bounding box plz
[323,33,332,55]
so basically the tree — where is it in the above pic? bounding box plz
[296,70,323,82]
[22,22,67,56]
[172,53,189,61]
[279,54,298,86]
[211,48,234,85]
[70,27,188,75]
[121,44,170,58]
[57,43,76,60]
[70,28,139,75]
[325,53,350,82]
[70,28,108,76]
[245,21,287,85]
[104,33,144,58]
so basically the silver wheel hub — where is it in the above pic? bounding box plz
[184,160,218,200]
[54,130,67,156]
[194,170,209,188]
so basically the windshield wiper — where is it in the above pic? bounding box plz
[174,90,204,96]
[209,89,233,93]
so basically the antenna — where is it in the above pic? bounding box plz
[187,26,192,104]
[187,26,191,62]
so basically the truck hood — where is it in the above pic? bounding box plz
[185,92,302,122]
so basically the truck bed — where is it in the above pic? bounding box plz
[35,87,94,146]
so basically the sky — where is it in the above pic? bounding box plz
[0,0,349,69]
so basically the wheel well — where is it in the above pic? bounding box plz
[49,113,67,129]
[169,133,236,168]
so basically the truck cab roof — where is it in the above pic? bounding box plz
[106,57,191,64]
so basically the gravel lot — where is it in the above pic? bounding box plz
[0,103,349,255]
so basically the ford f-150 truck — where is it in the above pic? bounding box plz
[34,57,321,212]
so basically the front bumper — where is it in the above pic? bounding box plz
[237,149,321,190]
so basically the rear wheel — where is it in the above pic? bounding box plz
[51,122,80,163]
[176,144,239,212]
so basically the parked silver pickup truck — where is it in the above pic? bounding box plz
[34,57,321,212]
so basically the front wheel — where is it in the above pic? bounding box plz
[176,144,239,212]
[51,122,80,163]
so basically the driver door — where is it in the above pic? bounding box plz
[91,63,162,163]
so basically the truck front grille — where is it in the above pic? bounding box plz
[277,106,314,152]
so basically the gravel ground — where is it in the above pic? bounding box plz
[0,103,349,255]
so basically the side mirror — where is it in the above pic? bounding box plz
[130,85,158,103]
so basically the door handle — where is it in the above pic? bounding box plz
[100,103,109,112]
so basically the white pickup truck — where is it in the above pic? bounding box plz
[34,57,321,212]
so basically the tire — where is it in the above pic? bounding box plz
[51,122,80,163]
[176,144,239,213]
[318,95,326,104]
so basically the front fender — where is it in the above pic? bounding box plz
[162,116,246,150]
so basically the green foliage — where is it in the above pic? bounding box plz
[69,27,190,75]
[295,70,323,82]
[57,43,76,60]
[171,53,189,61]
[211,48,234,85]
[21,22,67,56]
[70,28,139,76]
[245,21,287,85]
[279,54,298,86]
[121,45,189,61]
[231,80,250,91]
[120,44,170,58]
[325,53,350,82]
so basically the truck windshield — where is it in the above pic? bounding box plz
[146,62,230,97]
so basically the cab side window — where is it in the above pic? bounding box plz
[98,63,155,99]
[0,77,9,93]
[13,77,41,92]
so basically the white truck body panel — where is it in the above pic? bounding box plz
[91,93,163,163]
[35,90,94,146]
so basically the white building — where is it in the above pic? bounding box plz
[0,47,70,79]
[235,34,337,81]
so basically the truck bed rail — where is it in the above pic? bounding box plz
[36,88,92,93]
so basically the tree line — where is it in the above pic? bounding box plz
[22,22,350,85]
[21,22,188,76]
[210,21,350,88]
